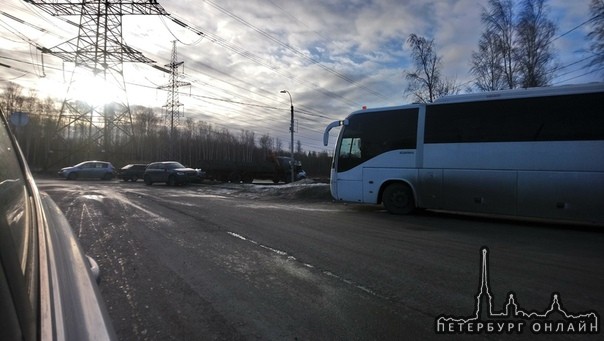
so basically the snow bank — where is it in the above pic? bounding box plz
[199,179,332,202]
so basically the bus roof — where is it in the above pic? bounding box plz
[348,103,421,116]
[346,83,603,117]
[433,82,604,104]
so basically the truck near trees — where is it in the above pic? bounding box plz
[200,155,306,183]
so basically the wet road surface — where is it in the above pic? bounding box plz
[37,179,603,340]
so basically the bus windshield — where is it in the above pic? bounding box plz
[336,108,419,172]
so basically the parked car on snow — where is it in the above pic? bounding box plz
[297,169,308,181]
[143,161,198,186]
[1,109,116,340]
[119,163,148,182]
[201,156,307,183]
[192,168,206,183]
[58,160,116,180]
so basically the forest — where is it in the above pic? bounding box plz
[1,82,332,179]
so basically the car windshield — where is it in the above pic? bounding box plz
[166,162,185,169]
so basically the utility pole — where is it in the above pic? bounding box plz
[158,41,191,160]
[280,90,295,183]
[27,1,169,164]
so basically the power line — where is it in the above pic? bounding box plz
[2,4,361,122]
[0,3,439,151]
[551,13,602,43]
[553,65,604,84]
[1,3,333,152]
[177,24,363,108]
[199,0,387,100]
[125,79,330,147]
[0,53,329,147]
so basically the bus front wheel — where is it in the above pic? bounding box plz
[382,183,415,215]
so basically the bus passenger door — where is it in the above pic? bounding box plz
[362,167,382,204]
[334,173,364,202]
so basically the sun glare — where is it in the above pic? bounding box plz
[70,73,120,106]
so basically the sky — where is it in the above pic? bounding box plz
[0,0,600,153]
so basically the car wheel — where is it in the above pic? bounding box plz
[167,175,177,186]
[382,182,416,215]
[131,176,138,182]
[144,175,153,185]
[67,172,78,180]
[102,173,112,180]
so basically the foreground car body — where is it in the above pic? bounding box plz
[1,111,116,340]
[58,160,115,180]
[143,161,198,186]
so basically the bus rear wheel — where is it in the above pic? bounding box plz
[382,183,415,215]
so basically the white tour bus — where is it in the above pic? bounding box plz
[323,83,604,224]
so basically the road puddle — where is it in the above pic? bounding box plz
[81,194,104,201]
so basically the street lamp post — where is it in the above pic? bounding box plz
[280,90,295,183]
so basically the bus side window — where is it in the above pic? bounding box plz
[339,138,352,158]
[350,138,361,158]
[339,137,361,158]
[338,137,363,172]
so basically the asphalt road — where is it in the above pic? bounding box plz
[37,179,603,340]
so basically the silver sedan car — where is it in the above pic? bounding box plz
[58,160,116,180]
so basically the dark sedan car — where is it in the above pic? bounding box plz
[1,110,116,340]
[143,161,198,186]
[119,163,147,182]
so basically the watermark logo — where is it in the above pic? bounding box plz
[435,247,599,335]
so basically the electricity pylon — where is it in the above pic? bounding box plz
[27,0,169,163]
[158,41,191,159]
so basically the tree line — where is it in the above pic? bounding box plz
[1,82,332,178]
[404,0,604,102]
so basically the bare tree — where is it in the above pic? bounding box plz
[275,137,283,153]
[239,129,255,162]
[514,0,557,87]
[490,0,516,88]
[259,133,274,154]
[404,34,441,103]
[1,82,25,116]
[471,0,515,90]
[588,0,604,77]
[404,34,459,103]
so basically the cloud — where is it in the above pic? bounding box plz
[1,0,600,152]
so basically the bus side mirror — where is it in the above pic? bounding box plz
[323,119,348,146]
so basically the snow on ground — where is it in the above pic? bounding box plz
[197,179,332,202]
